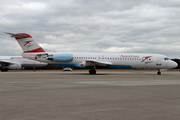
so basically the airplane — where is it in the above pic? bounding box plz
[0,56,47,72]
[5,32,178,75]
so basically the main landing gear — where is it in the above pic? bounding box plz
[1,66,8,72]
[1,69,8,72]
[157,69,161,75]
[89,69,96,74]
[33,67,36,72]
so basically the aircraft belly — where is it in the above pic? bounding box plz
[50,63,133,69]
[96,65,133,69]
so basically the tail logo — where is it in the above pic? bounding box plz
[24,40,33,46]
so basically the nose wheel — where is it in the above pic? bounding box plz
[89,69,96,74]
[157,69,161,75]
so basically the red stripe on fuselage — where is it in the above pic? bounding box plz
[23,47,45,53]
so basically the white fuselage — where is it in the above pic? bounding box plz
[22,52,177,69]
[5,32,178,74]
[0,56,47,69]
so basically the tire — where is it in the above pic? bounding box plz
[157,71,161,75]
[89,69,96,74]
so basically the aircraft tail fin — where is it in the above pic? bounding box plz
[5,32,45,53]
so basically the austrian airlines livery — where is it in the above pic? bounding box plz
[6,33,177,75]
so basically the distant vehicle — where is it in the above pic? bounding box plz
[0,56,47,72]
[63,67,72,72]
[6,32,178,75]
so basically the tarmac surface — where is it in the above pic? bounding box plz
[0,70,180,120]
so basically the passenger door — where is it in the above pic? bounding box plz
[156,57,161,66]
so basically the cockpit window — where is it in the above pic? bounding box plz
[164,58,169,60]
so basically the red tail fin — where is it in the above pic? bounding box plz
[6,33,45,53]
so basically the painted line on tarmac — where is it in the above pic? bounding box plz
[75,80,180,86]
[71,107,125,114]
[4,82,43,84]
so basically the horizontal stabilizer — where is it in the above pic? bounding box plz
[5,32,27,38]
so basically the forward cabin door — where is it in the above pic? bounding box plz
[156,57,162,66]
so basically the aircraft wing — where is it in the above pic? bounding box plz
[0,60,13,66]
[85,60,112,66]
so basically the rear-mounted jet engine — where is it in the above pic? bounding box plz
[48,54,73,62]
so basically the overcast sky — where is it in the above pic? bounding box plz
[0,0,180,57]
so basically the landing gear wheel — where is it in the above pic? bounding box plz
[33,67,36,72]
[89,69,96,74]
[157,71,161,75]
[1,69,8,72]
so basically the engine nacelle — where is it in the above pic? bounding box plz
[8,64,22,70]
[48,54,73,62]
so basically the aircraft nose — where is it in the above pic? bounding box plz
[168,61,178,69]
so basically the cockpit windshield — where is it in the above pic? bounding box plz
[164,58,169,60]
